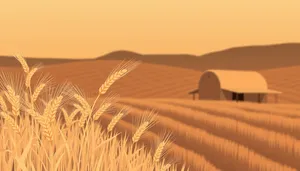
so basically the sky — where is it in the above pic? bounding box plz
[0,0,300,59]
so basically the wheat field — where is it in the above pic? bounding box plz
[102,97,300,171]
[0,56,192,171]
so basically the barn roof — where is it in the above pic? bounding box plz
[202,70,281,94]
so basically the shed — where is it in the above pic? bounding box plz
[189,70,281,103]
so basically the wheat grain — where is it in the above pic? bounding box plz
[0,95,7,112]
[107,111,125,132]
[14,54,29,73]
[0,112,21,134]
[93,103,111,120]
[32,83,46,102]
[25,67,38,88]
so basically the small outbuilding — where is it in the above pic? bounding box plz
[189,70,281,103]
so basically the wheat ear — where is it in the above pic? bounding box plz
[36,115,53,141]
[74,94,91,110]
[93,103,111,121]
[32,83,46,102]
[0,112,21,134]
[4,86,20,116]
[154,132,172,163]
[14,54,29,73]
[25,67,38,88]
[0,95,7,112]
[47,96,63,123]
[107,111,126,132]
[132,121,149,143]
[153,141,166,163]
[98,69,128,95]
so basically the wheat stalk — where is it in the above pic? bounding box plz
[14,54,29,73]
[0,112,21,134]
[93,103,111,121]
[32,83,46,102]
[0,95,7,112]
[25,67,38,88]
[107,111,125,132]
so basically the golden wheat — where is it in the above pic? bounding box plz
[48,95,63,123]
[93,103,111,120]
[132,121,150,143]
[0,112,21,134]
[107,111,126,132]
[99,69,128,95]
[74,94,91,110]
[154,141,167,163]
[25,67,38,88]
[14,54,29,73]
[35,115,54,141]
[132,110,156,143]
[161,163,172,171]
[62,108,80,127]
[0,95,7,112]
[32,83,46,102]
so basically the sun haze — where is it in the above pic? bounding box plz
[0,0,300,58]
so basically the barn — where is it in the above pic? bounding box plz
[189,70,281,103]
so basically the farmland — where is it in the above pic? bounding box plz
[99,97,300,171]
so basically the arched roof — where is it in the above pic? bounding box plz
[201,70,281,94]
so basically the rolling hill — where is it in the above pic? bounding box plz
[97,43,300,71]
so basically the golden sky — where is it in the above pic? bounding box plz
[0,0,300,59]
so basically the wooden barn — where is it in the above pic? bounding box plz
[189,70,281,103]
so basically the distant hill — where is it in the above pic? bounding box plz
[97,43,300,71]
[0,56,84,67]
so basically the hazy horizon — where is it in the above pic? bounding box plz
[1,1,300,59]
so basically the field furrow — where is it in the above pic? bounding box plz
[97,112,220,171]
[112,103,297,171]
[118,98,300,169]
[154,99,300,138]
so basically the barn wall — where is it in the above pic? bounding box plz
[244,93,267,103]
[198,72,221,100]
